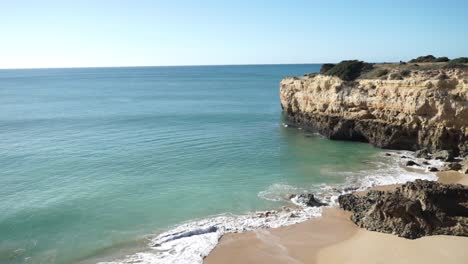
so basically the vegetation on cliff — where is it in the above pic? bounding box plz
[450,57,468,64]
[409,55,450,63]
[281,63,468,155]
[320,60,373,81]
[408,55,468,65]
[317,56,467,82]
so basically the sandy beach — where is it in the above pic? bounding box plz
[204,171,468,264]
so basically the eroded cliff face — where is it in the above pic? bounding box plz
[280,69,468,155]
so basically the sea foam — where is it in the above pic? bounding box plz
[100,206,321,264]
[100,151,440,264]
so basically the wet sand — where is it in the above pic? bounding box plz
[204,171,468,264]
[204,208,355,264]
[438,170,468,185]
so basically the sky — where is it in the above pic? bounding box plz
[0,0,467,69]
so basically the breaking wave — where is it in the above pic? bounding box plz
[100,151,441,264]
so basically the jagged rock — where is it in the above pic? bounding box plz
[405,160,420,166]
[256,210,277,218]
[289,193,327,207]
[415,149,431,159]
[343,186,359,192]
[433,150,455,162]
[443,162,463,171]
[461,156,468,174]
[338,180,468,239]
[280,69,468,156]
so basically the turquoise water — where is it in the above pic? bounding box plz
[0,65,418,264]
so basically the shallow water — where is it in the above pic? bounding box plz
[0,65,436,264]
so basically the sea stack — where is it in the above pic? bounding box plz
[280,62,468,156]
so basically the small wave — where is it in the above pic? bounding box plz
[100,150,441,264]
[100,206,321,264]
[257,183,306,202]
[349,151,439,188]
[258,151,440,207]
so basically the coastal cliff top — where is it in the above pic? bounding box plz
[300,56,468,82]
[279,56,468,155]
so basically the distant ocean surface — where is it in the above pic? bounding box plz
[0,65,436,264]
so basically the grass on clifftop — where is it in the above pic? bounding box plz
[320,60,373,81]
[317,55,467,81]
[409,55,450,63]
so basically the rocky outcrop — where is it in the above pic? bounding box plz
[289,193,327,207]
[338,180,468,239]
[280,68,468,155]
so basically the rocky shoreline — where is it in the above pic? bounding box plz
[205,170,468,264]
[339,180,468,239]
[278,61,468,240]
[284,151,468,239]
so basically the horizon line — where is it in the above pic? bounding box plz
[0,61,402,70]
[0,63,324,70]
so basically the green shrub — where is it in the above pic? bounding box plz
[409,55,450,63]
[409,55,436,63]
[362,68,389,79]
[375,68,389,77]
[322,60,373,81]
[389,72,403,80]
[400,70,411,77]
[434,57,449,62]
[450,57,468,64]
[320,63,336,74]
[445,62,468,69]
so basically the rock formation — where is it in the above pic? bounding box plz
[280,68,468,155]
[289,193,327,207]
[338,180,468,239]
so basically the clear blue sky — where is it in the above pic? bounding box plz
[1,0,467,68]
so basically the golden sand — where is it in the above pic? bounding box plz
[204,171,468,264]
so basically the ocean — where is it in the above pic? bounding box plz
[0,65,437,264]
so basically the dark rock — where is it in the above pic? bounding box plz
[428,167,439,172]
[339,190,383,213]
[256,211,277,218]
[401,155,409,159]
[385,153,392,156]
[415,149,431,159]
[290,193,327,207]
[304,73,318,78]
[461,156,468,174]
[282,111,467,157]
[405,160,420,167]
[433,150,455,162]
[338,180,468,239]
[444,162,462,171]
[422,161,430,165]
[343,186,359,192]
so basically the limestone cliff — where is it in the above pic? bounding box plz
[280,68,468,155]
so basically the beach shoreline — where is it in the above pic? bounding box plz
[96,150,447,264]
[204,170,468,264]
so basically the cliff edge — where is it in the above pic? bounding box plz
[280,63,468,155]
